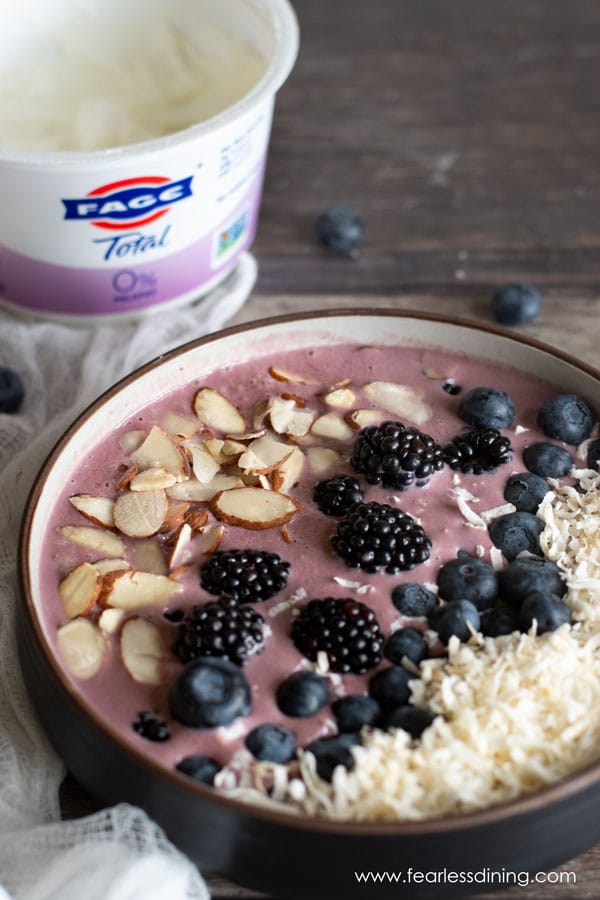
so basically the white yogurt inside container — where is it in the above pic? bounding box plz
[0,0,298,321]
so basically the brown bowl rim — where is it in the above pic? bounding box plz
[18,306,600,837]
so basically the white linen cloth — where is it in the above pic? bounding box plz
[0,254,257,899]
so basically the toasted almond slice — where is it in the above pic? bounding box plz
[161,411,201,439]
[281,524,292,544]
[113,489,167,538]
[168,473,244,501]
[268,366,310,384]
[311,413,355,442]
[98,607,126,635]
[131,426,188,482]
[115,463,139,492]
[203,438,227,464]
[100,570,183,609]
[170,564,191,580]
[221,438,247,458]
[129,466,177,492]
[168,523,193,570]
[238,436,293,475]
[58,525,126,558]
[69,494,115,528]
[200,523,226,554]
[271,446,305,493]
[160,501,191,534]
[251,398,270,430]
[133,537,168,575]
[183,507,209,532]
[189,444,222,483]
[120,617,165,684]
[323,387,356,409]
[363,381,432,424]
[193,387,246,434]
[280,392,306,407]
[268,397,315,437]
[119,429,146,454]
[306,446,342,474]
[94,558,132,576]
[345,408,383,430]
[56,618,106,680]
[211,486,301,529]
[59,562,100,619]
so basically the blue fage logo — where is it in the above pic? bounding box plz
[62,175,193,230]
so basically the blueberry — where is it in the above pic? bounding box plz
[479,605,519,637]
[436,600,480,644]
[503,472,550,513]
[436,555,498,610]
[314,206,364,252]
[382,705,438,738]
[0,366,24,413]
[491,283,541,326]
[488,511,543,560]
[369,665,414,711]
[175,754,221,785]
[245,723,296,763]
[391,582,437,618]
[519,592,571,634]
[304,733,361,782]
[331,695,381,733]
[498,557,566,608]
[276,671,329,718]
[537,394,594,445]
[588,439,600,472]
[168,657,251,728]
[523,442,573,478]
[458,387,515,430]
[383,628,428,666]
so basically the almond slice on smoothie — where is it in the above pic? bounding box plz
[120,617,165,685]
[56,618,107,680]
[59,562,101,619]
[100,570,183,609]
[211,486,301,529]
[113,489,168,538]
[57,525,126,558]
[193,387,246,434]
[69,494,115,527]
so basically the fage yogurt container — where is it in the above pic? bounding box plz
[0,0,298,321]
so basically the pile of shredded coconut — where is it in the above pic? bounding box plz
[219,469,600,821]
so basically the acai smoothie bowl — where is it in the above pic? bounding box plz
[17,310,600,898]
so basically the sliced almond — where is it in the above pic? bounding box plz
[200,523,226,554]
[345,408,383,430]
[168,523,193,570]
[120,617,165,685]
[211,486,301,529]
[251,397,270,430]
[363,381,432,424]
[133,537,168,575]
[59,562,100,619]
[189,443,222,483]
[311,413,355,442]
[183,506,209,532]
[56,618,106,680]
[69,494,115,528]
[161,411,201,440]
[323,387,356,409]
[113,489,167,538]
[119,430,146,454]
[306,446,342,474]
[131,426,188,482]
[129,466,177,492]
[115,463,139,492]
[100,570,183,610]
[160,501,191,534]
[268,366,310,384]
[271,446,305,493]
[58,525,126,558]
[238,436,293,475]
[98,607,126,635]
[192,387,246,434]
[280,392,306,407]
[94,558,132,576]
[168,473,244,501]
[221,438,247,458]
[268,397,315,437]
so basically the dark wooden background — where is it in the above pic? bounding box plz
[62,1,600,898]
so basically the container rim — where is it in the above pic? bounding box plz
[0,0,299,169]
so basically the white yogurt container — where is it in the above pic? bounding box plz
[0,0,298,321]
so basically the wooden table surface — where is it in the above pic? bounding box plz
[62,1,600,897]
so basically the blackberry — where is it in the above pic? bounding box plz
[443,427,512,474]
[132,710,170,742]
[173,598,266,667]
[313,473,363,516]
[351,421,444,490]
[200,549,290,603]
[332,501,431,574]
[292,597,383,674]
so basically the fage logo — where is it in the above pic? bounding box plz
[62,175,193,230]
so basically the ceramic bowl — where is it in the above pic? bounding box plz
[17,309,600,898]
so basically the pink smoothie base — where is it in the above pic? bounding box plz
[39,340,562,778]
